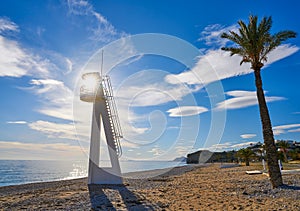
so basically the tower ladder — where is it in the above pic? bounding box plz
[102,75,123,157]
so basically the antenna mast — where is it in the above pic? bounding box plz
[101,50,104,76]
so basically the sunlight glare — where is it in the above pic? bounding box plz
[82,72,101,92]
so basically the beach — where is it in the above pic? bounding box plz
[0,163,299,210]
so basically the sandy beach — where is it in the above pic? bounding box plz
[0,163,299,210]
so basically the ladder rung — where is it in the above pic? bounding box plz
[102,75,123,157]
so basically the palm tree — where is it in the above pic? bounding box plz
[277,141,290,162]
[221,15,296,188]
[237,148,255,166]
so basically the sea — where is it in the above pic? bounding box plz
[0,160,186,187]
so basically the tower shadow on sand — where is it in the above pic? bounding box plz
[88,184,157,210]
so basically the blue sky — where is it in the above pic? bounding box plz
[0,0,300,160]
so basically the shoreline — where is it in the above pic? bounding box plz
[1,163,299,210]
[0,160,188,188]
[0,162,195,189]
[0,163,205,192]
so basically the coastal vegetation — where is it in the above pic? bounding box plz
[277,140,290,162]
[237,148,255,166]
[187,140,300,165]
[220,15,297,188]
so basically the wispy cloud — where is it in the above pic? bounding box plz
[120,141,140,149]
[199,24,238,46]
[175,146,192,155]
[6,121,27,124]
[288,128,300,133]
[200,141,256,152]
[117,70,197,107]
[0,35,51,78]
[0,141,86,160]
[0,17,19,33]
[67,0,119,42]
[28,120,78,140]
[265,44,299,67]
[167,106,208,117]
[0,18,53,78]
[273,123,300,135]
[230,141,257,149]
[167,23,298,87]
[165,49,252,86]
[216,90,285,110]
[166,46,298,87]
[240,134,257,139]
[29,79,74,121]
[113,70,197,141]
[148,147,164,156]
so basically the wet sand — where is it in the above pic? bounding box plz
[0,163,299,210]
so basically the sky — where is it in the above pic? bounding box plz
[0,0,300,161]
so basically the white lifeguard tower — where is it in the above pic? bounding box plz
[80,72,123,184]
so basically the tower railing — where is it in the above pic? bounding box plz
[101,75,123,157]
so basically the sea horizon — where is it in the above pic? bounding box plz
[0,160,186,187]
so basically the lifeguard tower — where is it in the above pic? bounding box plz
[80,72,123,184]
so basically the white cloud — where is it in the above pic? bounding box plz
[30,79,63,86]
[200,141,257,152]
[120,141,140,149]
[273,123,300,130]
[273,123,300,135]
[65,58,73,74]
[200,142,232,151]
[167,22,298,87]
[6,121,27,124]
[29,79,74,121]
[175,146,191,155]
[67,0,118,42]
[216,90,285,110]
[288,128,300,133]
[0,18,19,33]
[240,134,257,139]
[90,13,117,42]
[148,147,164,156]
[0,35,51,78]
[165,49,252,86]
[119,85,189,107]
[0,18,54,78]
[199,24,238,46]
[166,45,298,88]
[38,50,73,75]
[67,0,93,15]
[230,141,256,149]
[167,106,208,117]
[266,44,299,67]
[117,77,196,107]
[28,120,80,140]
[111,70,198,141]
[0,141,86,160]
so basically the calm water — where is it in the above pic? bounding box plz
[0,160,185,187]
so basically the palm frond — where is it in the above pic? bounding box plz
[221,47,244,56]
[274,30,297,43]
[260,30,297,62]
[258,16,272,36]
[221,15,297,68]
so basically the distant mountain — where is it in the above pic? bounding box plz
[187,150,237,164]
[173,156,187,162]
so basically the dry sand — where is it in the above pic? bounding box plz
[0,163,299,210]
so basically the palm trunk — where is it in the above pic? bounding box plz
[254,69,283,188]
[245,158,250,166]
[283,150,288,163]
